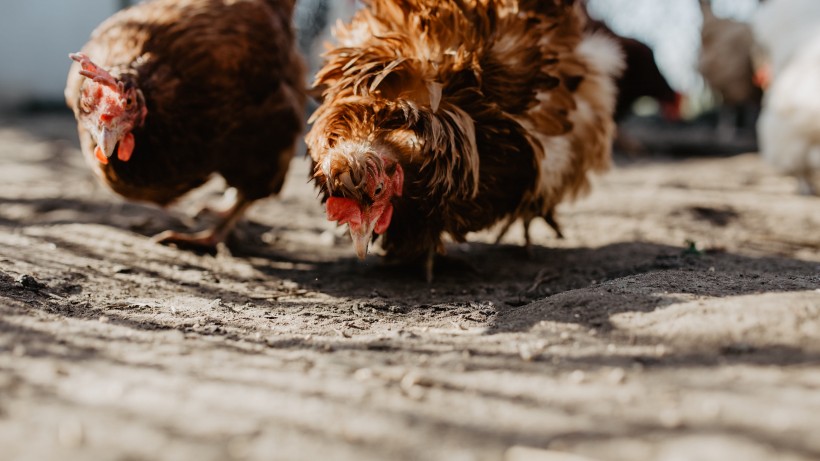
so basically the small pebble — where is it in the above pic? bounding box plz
[354,368,374,381]
[400,372,426,400]
[567,370,586,384]
[607,368,626,384]
[518,344,536,362]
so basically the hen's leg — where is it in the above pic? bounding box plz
[494,216,516,245]
[522,217,534,258]
[153,192,252,251]
[716,105,738,142]
[544,209,564,239]
[424,248,436,284]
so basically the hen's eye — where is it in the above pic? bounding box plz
[124,98,133,109]
[374,183,384,196]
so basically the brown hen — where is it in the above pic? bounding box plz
[65,0,305,250]
[307,0,623,280]
[699,0,762,140]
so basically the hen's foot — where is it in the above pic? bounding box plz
[494,216,515,245]
[154,192,252,253]
[543,210,564,239]
[152,230,222,254]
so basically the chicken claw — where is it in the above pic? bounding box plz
[153,193,251,252]
[494,210,563,257]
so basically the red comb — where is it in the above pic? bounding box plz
[70,53,120,90]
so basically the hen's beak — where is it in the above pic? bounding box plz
[96,127,118,161]
[349,219,377,260]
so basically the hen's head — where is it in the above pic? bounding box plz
[70,53,146,164]
[316,142,404,260]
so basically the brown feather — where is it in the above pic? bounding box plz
[307,0,623,262]
[65,0,305,206]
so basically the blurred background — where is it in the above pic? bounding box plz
[0,0,764,154]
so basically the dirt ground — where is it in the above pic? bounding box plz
[0,113,818,461]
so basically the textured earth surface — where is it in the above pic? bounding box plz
[0,114,818,461]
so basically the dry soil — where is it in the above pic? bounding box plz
[0,114,818,461]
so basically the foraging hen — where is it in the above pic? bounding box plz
[306,0,623,280]
[698,0,761,140]
[65,0,305,249]
[581,9,680,155]
[753,0,820,194]
[581,10,680,122]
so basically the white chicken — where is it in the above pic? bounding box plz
[753,0,820,195]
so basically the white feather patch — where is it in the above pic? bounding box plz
[577,33,625,79]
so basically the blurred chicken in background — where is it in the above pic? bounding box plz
[581,3,681,154]
[753,0,820,195]
[585,20,680,122]
[295,0,360,79]
[698,0,762,141]
[293,0,360,157]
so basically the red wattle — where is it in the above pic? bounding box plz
[326,196,362,226]
[374,204,393,234]
[118,132,135,162]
